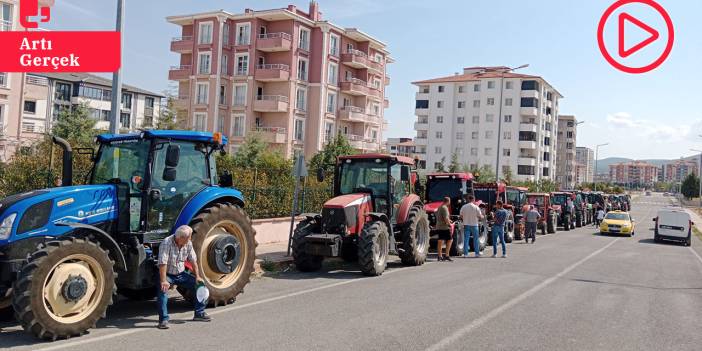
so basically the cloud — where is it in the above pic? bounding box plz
[605,112,689,143]
[57,0,104,20]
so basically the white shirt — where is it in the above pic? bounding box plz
[460,202,483,226]
[597,210,606,220]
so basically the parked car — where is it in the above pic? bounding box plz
[653,208,693,246]
[600,211,635,237]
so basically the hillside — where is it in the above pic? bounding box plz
[594,157,693,174]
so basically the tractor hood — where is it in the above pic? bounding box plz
[424,201,443,214]
[0,185,118,244]
[323,194,370,209]
[321,194,372,235]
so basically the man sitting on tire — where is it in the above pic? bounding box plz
[157,225,212,329]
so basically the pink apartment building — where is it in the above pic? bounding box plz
[167,1,391,159]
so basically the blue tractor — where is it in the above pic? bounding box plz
[0,130,256,339]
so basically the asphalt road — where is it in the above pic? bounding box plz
[2,193,702,351]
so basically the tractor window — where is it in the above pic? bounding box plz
[552,195,567,205]
[92,140,150,185]
[507,190,522,205]
[390,164,408,204]
[339,160,388,197]
[426,179,462,202]
[527,196,544,207]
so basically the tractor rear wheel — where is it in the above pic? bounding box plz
[564,215,571,231]
[189,203,256,307]
[505,223,514,243]
[12,238,115,340]
[358,221,389,276]
[399,206,430,266]
[449,220,464,256]
[0,290,13,321]
[547,216,556,234]
[292,219,324,271]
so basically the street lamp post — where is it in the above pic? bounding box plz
[481,64,529,183]
[109,0,125,134]
[594,143,609,192]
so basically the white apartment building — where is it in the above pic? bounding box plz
[412,66,562,182]
[575,146,594,184]
[556,115,577,189]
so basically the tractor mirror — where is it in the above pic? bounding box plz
[163,167,177,181]
[316,168,325,183]
[400,166,410,182]
[165,144,181,168]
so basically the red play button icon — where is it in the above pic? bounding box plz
[618,12,659,58]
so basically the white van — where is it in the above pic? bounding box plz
[653,208,693,246]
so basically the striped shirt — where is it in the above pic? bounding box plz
[158,234,197,275]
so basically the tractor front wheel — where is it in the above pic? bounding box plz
[449,220,464,256]
[358,221,389,276]
[547,216,556,234]
[12,238,115,340]
[399,207,430,266]
[292,219,324,271]
[190,203,256,307]
[564,215,571,231]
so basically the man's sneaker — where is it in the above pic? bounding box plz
[437,256,444,262]
[444,256,453,262]
[491,254,496,258]
[502,254,507,258]
[157,320,169,329]
[193,312,212,322]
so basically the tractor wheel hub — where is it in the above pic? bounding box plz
[207,235,241,274]
[62,275,88,302]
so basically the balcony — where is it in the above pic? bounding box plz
[520,107,538,116]
[414,121,428,130]
[414,136,428,145]
[26,75,48,86]
[519,122,538,133]
[255,64,290,82]
[518,156,537,166]
[518,140,537,149]
[340,49,383,73]
[347,135,377,150]
[253,127,287,144]
[170,36,193,53]
[257,32,292,52]
[520,90,539,99]
[339,106,368,123]
[384,98,390,108]
[415,107,429,116]
[168,65,191,80]
[340,78,369,96]
[385,75,390,86]
[1,20,12,32]
[253,95,289,113]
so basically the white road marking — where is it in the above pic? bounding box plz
[689,247,702,266]
[426,238,619,351]
[32,263,422,351]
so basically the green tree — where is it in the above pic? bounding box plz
[51,104,96,145]
[503,166,514,184]
[229,133,288,169]
[469,164,495,183]
[435,157,446,172]
[681,173,699,199]
[448,152,460,173]
[155,90,188,130]
[309,134,356,173]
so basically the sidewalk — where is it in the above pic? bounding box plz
[254,241,293,274]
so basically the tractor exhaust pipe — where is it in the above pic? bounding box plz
[51,136,73,187]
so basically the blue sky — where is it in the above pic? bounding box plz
[45,0,701,160]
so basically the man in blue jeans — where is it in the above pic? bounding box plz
[460,195,484,257]
[156,225,211,329]
[491,200,508,258]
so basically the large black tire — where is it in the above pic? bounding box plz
[514,222,524,241]
[0,291,13,322]
[547,216,556,234]
[541,223,547,235]
[686,236,691,247]
[576,213,583,227]
[12,238,115,340]
[399,206,430,266]
[563,215,571,231]
[189,203,256,307]
[118,287,157,301]
[505,223,514,243]
[292,219,324,271]
[358,221,389,276]
[449,220,464,256]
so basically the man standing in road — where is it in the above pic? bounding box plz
[492,200,508,258]
[525,205,541,244]
[435,197,453,262]
[157,225,212,329]
[460,195,484,257]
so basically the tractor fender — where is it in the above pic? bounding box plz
[396,194,423,225]
[173,187,245,231]
[55,221,127,272]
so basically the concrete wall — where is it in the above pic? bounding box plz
[252,216,302,244]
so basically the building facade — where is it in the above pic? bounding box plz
[609,161,659,186]
[167,1,391,159]
[555,115,577,189]
[412,66,562,182]
[575,146,594,184]
[1,0,27,161]
[384,137,417,159]
[663,159,698,183]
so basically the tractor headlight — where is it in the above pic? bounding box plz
[0,213,17,240]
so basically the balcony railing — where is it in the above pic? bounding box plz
[258,32,292,41]
[257,32,293,52]
[170,36,193,52]
[255,64,291,81]
[256,63,290,71]
[144,107,154,117]
[26,75,49,86]
[253,95,289,112]
[1,20,12,32]
[168,65,191,80]
[346,49,367,58]
[256,95,289,103]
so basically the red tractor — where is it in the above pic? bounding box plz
[550,191,576,231]
[525,193,558,235]
[423,173,475,256]
[506,186,529,240]
[473,182,515,247]
[292,154,429,276]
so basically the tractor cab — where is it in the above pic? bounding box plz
[551,191,576,230]
[424,173,474,216]
[526,193,558,234]
[473,182,507,213]
[506,186,528,212]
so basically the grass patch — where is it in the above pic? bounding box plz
[693,227,702,241]
[259,258,278,272]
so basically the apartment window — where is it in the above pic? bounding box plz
[456,132,464,140]
[198,22,213,44]
[487,81,495,89]
[197,52,211,75]
[504,115,512,123]
[194,113,206,131]
[543,152,551,161]
[297,58,308,81]
[472,116,479,124]
[471,148,478,156]
[472,131,478,140]
[521,80,540,91]
[120,112,131,128]
[474,84,480,92]
[329,34,340,56]
[566,142,574,149]
[485,131,493,139]
[457,116,465,124]
[503,149,511,157]
[438,85,445,93]
[436,131,443,139]
[221,54,228,75]
[473,100,480,108]
[486,114,494,122]
[437,101,444,108]
[0,72,6,87]
[416,100,429,109]
[435,147,442,154]
[434,162,443,170]
[232,115,244,137]
[458,86,465,93]
[455,147,464,155]
[219,85,226,105]
[457,101,466,108]
[485,148,492,156]
[372,103,380,116]
[294,119,304,141]
[326,92,337,113]
[236,23,251,45]
[520,97,540,108]
[505,98,513,106]
[296,87,307,111]
[216,113,225,133]
[122,93,132,110]
[299,27,310,50]
[487,98,495,106]
[436,116,443,123]
[55,82,71,101]
[233,85,247,106]
[567,131,574,138]
[503,131,512,140]
[23,101,36,114]
[505,81,513,89]
[235,54,249,76]
[196,83,209,104]
[518,165,535,176]
[327,63,338,85]
[545,122,552,131]
[222,23,230,45]
[544,137,551,146]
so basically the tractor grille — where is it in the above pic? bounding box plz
[321,207,350,234]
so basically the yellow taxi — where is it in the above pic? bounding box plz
[600,211,635,237]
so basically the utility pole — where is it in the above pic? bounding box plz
[594,143,609,192]
[109,0,125,134]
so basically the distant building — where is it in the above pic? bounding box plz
[555,115,577,189]
[609,161,659,186]
[663,159,698,182]
[575,146,594,184]
[594,173,610,183]
[385,137,416,156]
